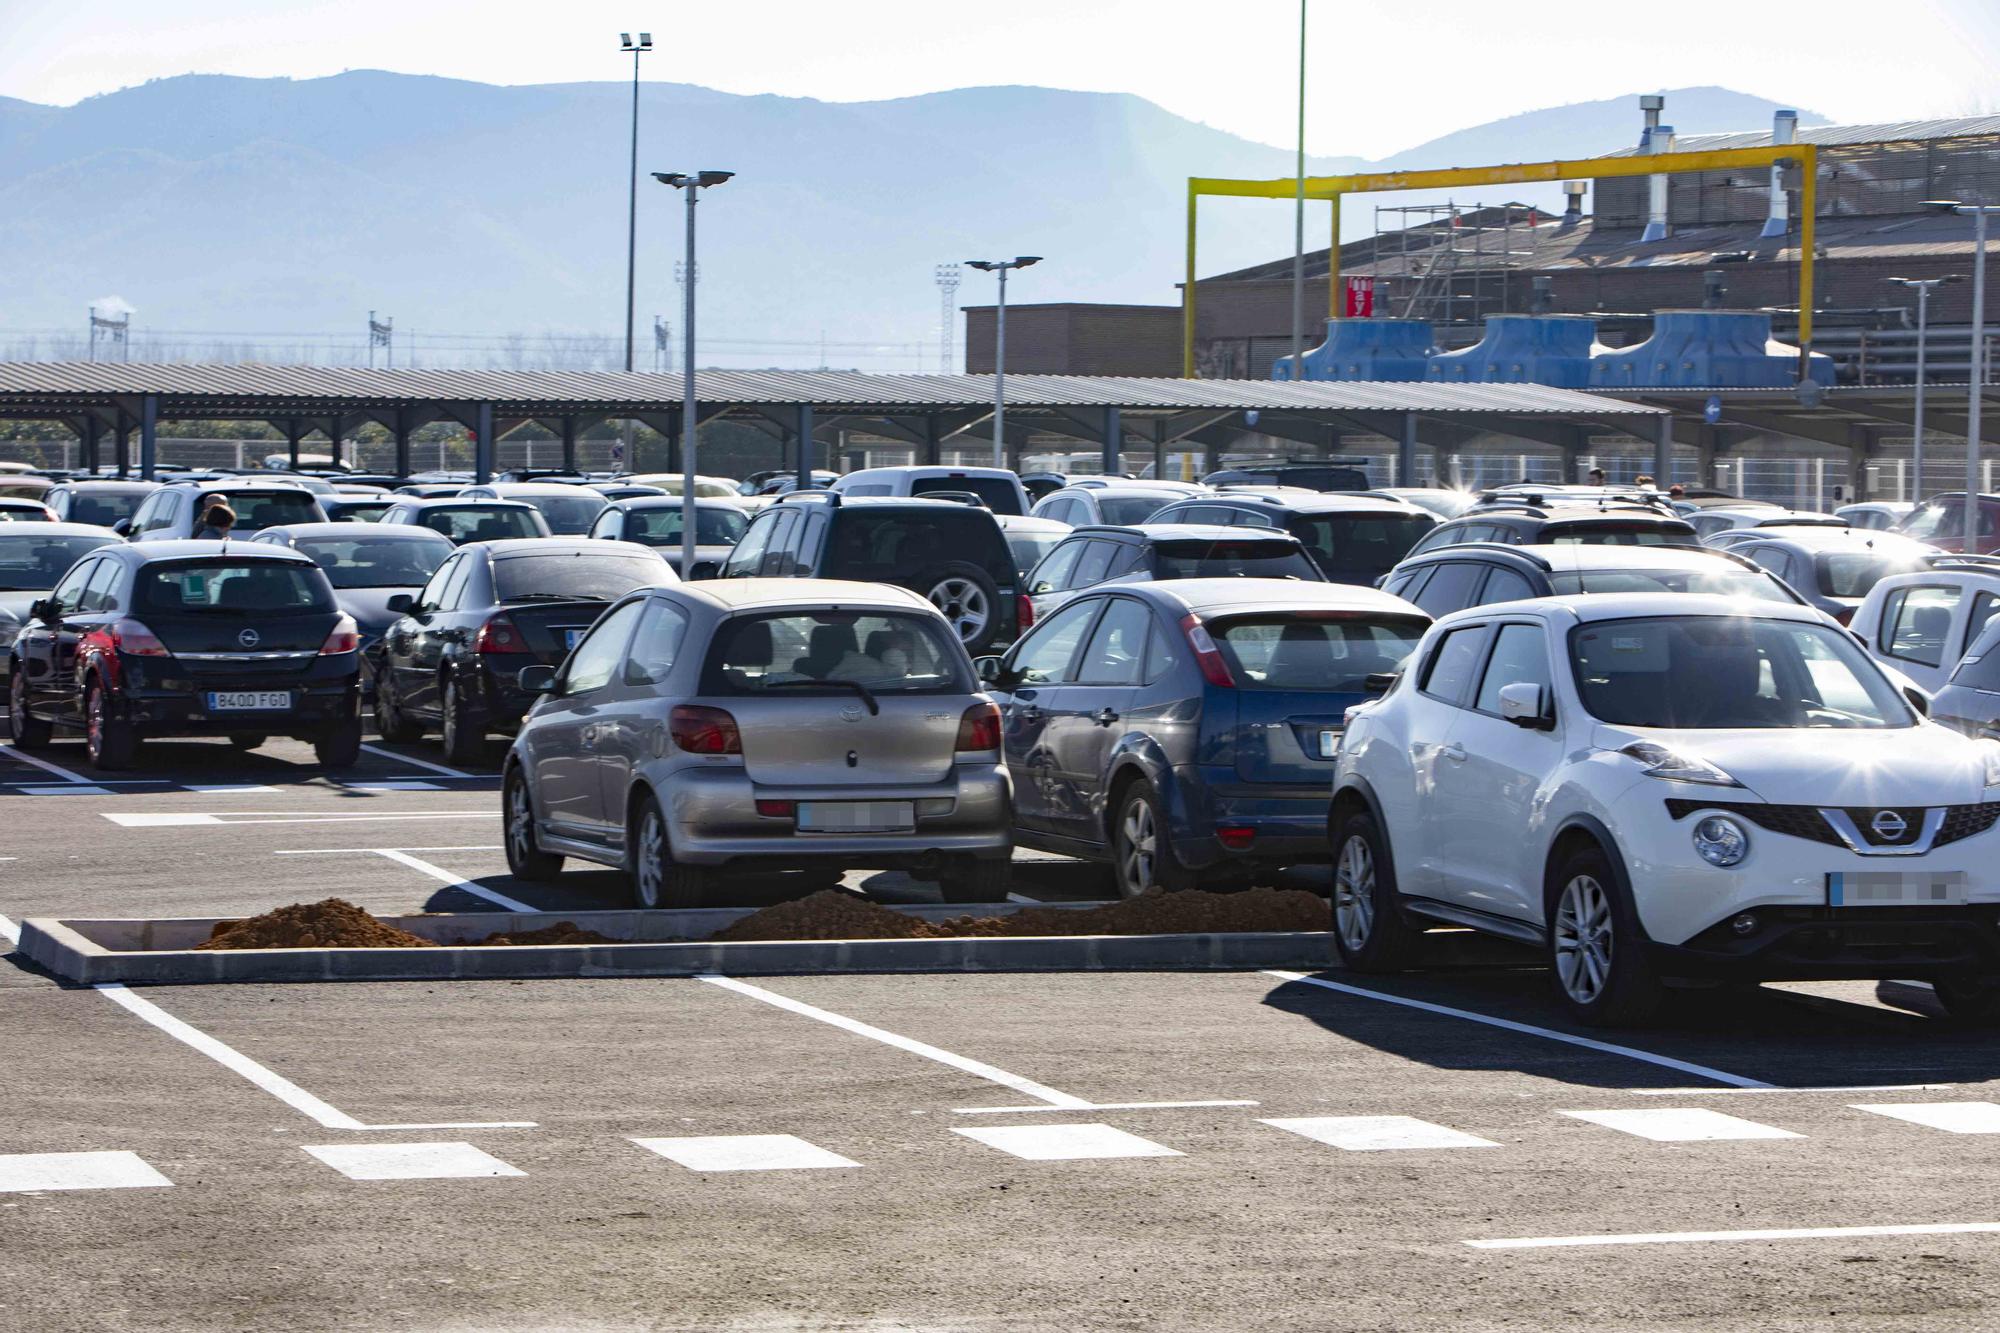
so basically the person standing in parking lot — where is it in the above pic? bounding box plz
[193,502,237,540]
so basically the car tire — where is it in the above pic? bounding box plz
[85,681,137,772]
[228,734,266,752]
[503,766,564,882]
[630,795,709,909]
[940,858,1012,903]
[1932,977,2000,1026]
[1546,844,1666,1027]
[922,561,1003,654]
[8,669,51,750]
[313,709,362,769]
[439,676,484,766]
[1329,808,1422,973]
[373,681,423,743]
[1110,779,1195,897]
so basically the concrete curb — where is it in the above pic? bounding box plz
[16,905,1333,986]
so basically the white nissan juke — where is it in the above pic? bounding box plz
[1331,593,2000,1026]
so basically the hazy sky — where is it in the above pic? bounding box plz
[4,0,1996,160]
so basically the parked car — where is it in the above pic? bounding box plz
[1201,464,1368,492]
[393,483,469,499]
[1837,501,1916,531]
[1023,524,1322,622]
[1728,527,1940,624]
[248,522,454,684]
[1148,492,1435,585]
[43,480,157,529]
[1019,471,1070,502]
[1032,485,1203,528]
[828,465,1032,516]
[320,495,396,523]
[0,497,59,523]
[588,496,749,578]
[0,523,124,689]
[739,470,836,496]
[721,495,1024,654]
[6,541,363,768]
[589,484,668,501]
[376,497,552,545]
[1897,493,2000,554]
[0,473,56,501]
[1931,616,2000,741]
[458,482,609,536]
[1381,542,1804,619]
[373,538,678,762]
[1330,593,2000,1025]
[1401,501,1695,562]
[1363,487,1479,520]
[123,480,328,540]
[1850,558,2000,693]
[626,473,745,499]
[503,578,1011,904]
[1687,507,1846,540]
[995,514,1072,582]
[979,580,1427,895]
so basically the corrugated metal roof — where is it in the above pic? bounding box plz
[0,364,1662,416]
[1599,116,2000,157]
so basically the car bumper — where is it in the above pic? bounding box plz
[1652,905,2000,982]
[118,680,357,734]
[1170,768,1332,870]
[659,764,1013,867]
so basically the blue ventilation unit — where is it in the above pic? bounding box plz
[1589,310,1835,388]
[1424,315,1604,388]
[1273,318,1433,382]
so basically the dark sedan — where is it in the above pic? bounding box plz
[249,523,454,694]
[373,538,679,762]
[0,522,125,687]
[377,498,552,545]
[587,496,748,578]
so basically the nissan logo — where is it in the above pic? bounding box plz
[237,628,261,648]
[1870,809,1909,840]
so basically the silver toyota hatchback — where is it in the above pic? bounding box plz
[503,578,1012,906]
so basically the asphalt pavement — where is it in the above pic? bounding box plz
[3,730,2000,1331]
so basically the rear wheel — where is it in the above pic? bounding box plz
[940,858,1012,903]
[1933,977,2000,1026]
[1110,780,1194,897]
[8,669,50,749]
[439,676,485,766]
[503,766,564,881]
[228,734,266,753]
[373,679,422,743]
[631,796,709,909]
[313,708,362,769]
[923,562,1002,654]
[85,682,137,771]
[1547,845,1665,1027]
[1329,808,1421,973]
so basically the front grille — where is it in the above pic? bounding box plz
[1938,802,2000,847]
[1666,798,2000,850]
[1665,799,1843,847]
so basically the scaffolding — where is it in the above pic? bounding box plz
[1369,202,1547,329]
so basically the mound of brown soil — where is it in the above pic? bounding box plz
[471,922,616,947]
[198,898,438,951]
[708,888,1327,943]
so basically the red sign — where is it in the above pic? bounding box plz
[1344,276,1375,318]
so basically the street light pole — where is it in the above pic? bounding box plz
[966,256,1042,468]
[1927,202,1997,550]
[619,34,652,373]
[656,170,734,580]
[1290,0,1307,375]
[1888,276,1960,503]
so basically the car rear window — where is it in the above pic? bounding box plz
[1287,514,1434,579]
[329,500,392,522]
[824,511,1013,586]
[625,506,749,547]
[910,476,1023,515]
[199,491,323,532]
[290,535,450,589]
[136,561,334,615]
[0,535,116,590]
[63,491,147,527]
[1817,552,1919,600]
[1211,614,1426,690]
[1096,494,1178,525]
[493,551,672,603]
[1548,567,1795,603]
[417,506,546,542]
[1544,521,1694,546]
[518,492,608,535]
[1005,530,1067,579]
[1150,539,1322,581]
[703,611,972,695]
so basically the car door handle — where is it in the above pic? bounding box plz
[1439,742,1467,763]
[1015,705,1042,722]
[1091,708,1120,727]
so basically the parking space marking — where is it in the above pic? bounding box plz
[1561,1108,1803,1142]
[104,811,496,827]
[952,1098,1260,1114]
[0,912,18,945]
[1852,1102,2000,1133]
[633,1134,861,1173]
[953,1123,1182,1161]
[1632,1084,1956,1096]
[19,785,114,796]
[371,848,535,913]
[303,1142,526,1181]
[0,745,100,784]
[1262,971,1775,1089]
[185,784,282,794]
[1467,1221,2000,1251]
[105,812,223,826]
[0,1150,173,1193]
[274,845,504,856]
[1261,1115,1501,1152]
[359,743,481,780]
[341,781,443,792]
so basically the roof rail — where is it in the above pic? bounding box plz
[1406,541,1552,572]
[1654,542,1760,571]
[1924,553,2000,570]
[776,490,839,506]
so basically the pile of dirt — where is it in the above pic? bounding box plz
[198,898,438,951]
[708,888,1327,943]
[469,922,616,947]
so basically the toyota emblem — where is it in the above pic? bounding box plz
[1870,809,1909,840]
[840,704,864,723]
[237,628,261,648]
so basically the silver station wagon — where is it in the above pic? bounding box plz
[503,578,1012,906]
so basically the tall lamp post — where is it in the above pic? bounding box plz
[1925,201,1998,549]
[965,256,1041,467]
[1887,275,1961,504]
[619,33,653,372]
[1289,0,1307,374]
[655,170,734,579]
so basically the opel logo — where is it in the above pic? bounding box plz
[840,704,863,723]
[237,628,260,648]
[1871,809,1909,840]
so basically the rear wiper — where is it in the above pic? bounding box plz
[758,677,879,715]
[505,593,603,604]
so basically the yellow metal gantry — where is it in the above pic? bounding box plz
[1183,144,1820,377]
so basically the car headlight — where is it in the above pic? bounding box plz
[1982,744,2000,789]
[1621,741,1742,787]
[1692,815,1749,867]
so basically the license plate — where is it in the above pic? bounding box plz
[797,800,916,833]
[206,691,292,712]
[1827,871,1968,907]
[563,629,586,650]
[1319,729,1341,758]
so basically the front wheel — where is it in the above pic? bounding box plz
[630,796,709,909]
[1110,780,1194,898]
[503,766,564,882]
[1329,809,1422,973]
[85,682,137,771]
[8,669,50,749]
[1547,845,1665,1027]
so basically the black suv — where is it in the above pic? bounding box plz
[7,541,362,769]
[720,495,1023,652]
[1381,542,1804,618]
[123,480,328,540]
[1400,499,1695,560]
[43,480,158,529]
[1200,464,1368,492]
[1148,492,1435,585]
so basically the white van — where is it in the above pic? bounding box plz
[828,466,1031,516]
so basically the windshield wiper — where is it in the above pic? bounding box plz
[757,677,879,715]
[504,593,605,604]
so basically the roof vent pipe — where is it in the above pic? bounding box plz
[1760,109,1798,239]
[1703,269,1728,309]
[1641,125,1674,243]
[1559,180,1586,228]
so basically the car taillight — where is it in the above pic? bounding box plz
[671,704,742,754]
[755,799,795,818]
[1217,825,1256,851]
[475,614,530,654]
[955,701,1001,752]
[1180,613,1234,688]
[1016,593,1035,632]
[109,618,169,657]
[319,613,360,655]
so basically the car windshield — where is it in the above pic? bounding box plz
[1213,614,1426,691]
[519,493,608,535]
[417,506,545,543]
[1288,514,1434,579]
[704,611,971,694]
[492,552,671,603]
[199,491,322,532]
[63,492,146,526]
[1096,494,1178,525]
[1545,522,1691,545]
[1005,531,1067,579]
[329,500,392,522]
[290,535,449,589]
[1569,615,1910,729]
[136,561,335,616]
[1818,552,1920,600]
[910,476,1023,515]
[1548,567,1794,603]
[0,536,115,590]
[1151,539,1323,581]
[0,504,51,520]
[825,511,1013,585]
[624,506,749,547]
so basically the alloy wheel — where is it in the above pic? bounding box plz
[1117,797,1156,895]
[506,777,535,865]
[1333,834,1377,951]
[8,672,24,736]
[1553,874,1614,1004]
[927,578,990,644]
[441,681,459,751]
[635,807,665,909]
[86,689,103,761]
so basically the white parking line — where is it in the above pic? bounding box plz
[304,1142,526,1181]
[0,1150,173,1193]
[1632,1084,1956,1095]
[0,912,18,946]
[1262,970,1775,1090]
[633,1134,860,1172]
[274,845,504,855]
[19,785,113,796]
[1853,1102,2000,1134]
[1262,1115,1500,1152]
[103,811,497,827]
[371,848,535,913]
[1561,1108,1803,1142]
[1467,1221,2000,1251]
[954,1124,1182,1161]
[0,744,98,784]
[359,744,481,780]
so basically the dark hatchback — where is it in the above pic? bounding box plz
[7,541,362,769]
[373,538,679,762]
[1148,492,1436,585]
[249,522,455,688]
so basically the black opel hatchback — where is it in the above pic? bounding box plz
[5,541,362,769]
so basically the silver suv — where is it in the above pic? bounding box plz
[503,578,1012,907]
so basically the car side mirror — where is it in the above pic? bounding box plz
[974,655,1008,686]
[1363,671,1398,696]
[28,598,56,624]
[1497,682,1554,730]
[1904,684,1930,718]
[110,519,130,536]
[385,593,414,613]
[517,664,557,694]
